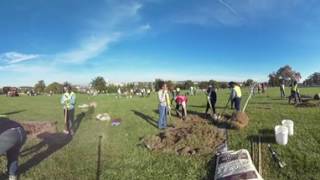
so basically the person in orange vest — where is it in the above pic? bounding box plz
[229,82,242,112]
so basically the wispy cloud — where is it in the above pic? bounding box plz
[138,24,151,32]
[173,1,244,27]
[172,0,310,27]
[0,51,39,64]
[218,0,239,16]
[55,1,146,64]
[55,33,121,63]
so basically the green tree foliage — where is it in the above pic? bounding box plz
[244,79,255,87]
[220,82,228,89]
[268,65,301,86]
[106,84,119,93]
[2,87,11,94]
[198,81,209,89]
[91,76,107,93]
[45,82,64,94]
[34,80,46,93]
[304,72,320,86]
[154,79,164,91]
[184,80,194,90]
[165,80,175,91]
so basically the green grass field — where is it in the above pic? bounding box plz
[0,87,319,180]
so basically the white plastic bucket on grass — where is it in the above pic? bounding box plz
[282,120,294,136]
[275,125,289,145]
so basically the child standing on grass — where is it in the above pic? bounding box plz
[158,82,170,129]
[61,85,76,135]
[0,118,27,180]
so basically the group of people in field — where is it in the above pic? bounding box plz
[0,85,75,180]
[1,80,303,179]
[156,81,242,129]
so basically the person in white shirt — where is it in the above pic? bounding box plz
[157,82,170,129]
[280,81,286,99]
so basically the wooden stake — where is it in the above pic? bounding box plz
[258,135,262,176]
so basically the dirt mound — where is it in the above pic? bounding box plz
[21,121,57,138]
[231,112,249,129]
[142,115,225,155]
[213,112,249,129]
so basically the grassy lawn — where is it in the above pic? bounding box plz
[0,87,319,180]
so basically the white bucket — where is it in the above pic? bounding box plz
[275,125,289,145]
[282,120,294,136]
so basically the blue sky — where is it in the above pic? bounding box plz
[1,0,320,86]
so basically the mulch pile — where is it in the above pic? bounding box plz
[142,115,226,155]
[21,121,57,138]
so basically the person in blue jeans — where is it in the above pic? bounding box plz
[0,118,27,180]
[158,82,170,129]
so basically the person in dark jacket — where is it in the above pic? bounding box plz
[205,85,217,116]
[0,118,27,180]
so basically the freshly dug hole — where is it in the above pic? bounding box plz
[296,101,320,108]
[21,121,57,138]
[142,115,225,155]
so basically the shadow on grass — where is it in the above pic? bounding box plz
[96,135,102,180]
[247,128,276,144]
[19,132,73,174]
[189,105,206,108]
[17,108,91,176]
[250,102,273,105]
[202,155,217,180]
[2,109,26,115]
[131,110,158,128]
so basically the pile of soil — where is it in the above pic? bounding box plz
[213,112,249,129]
[142,115,225,155]
[231,112,249,129]
[21,121,57,138]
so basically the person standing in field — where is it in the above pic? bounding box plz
[158,82,170,129]
[117,88,121,98]
[280,81,286,99]
[205,85,217,116]
[61,85,76,135]
[229,82,242,112]
[0,118,27,180]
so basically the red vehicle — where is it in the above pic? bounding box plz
[7,87,19,97]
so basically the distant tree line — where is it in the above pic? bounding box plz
[303,72,320,86]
